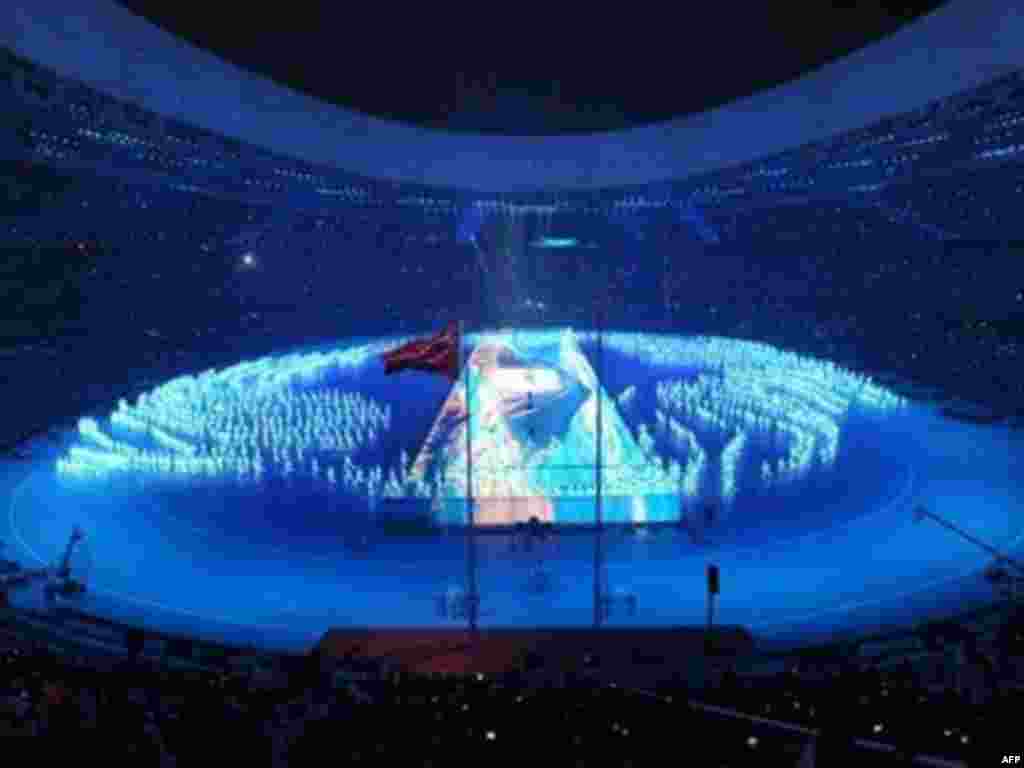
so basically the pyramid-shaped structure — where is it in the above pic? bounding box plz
[398,329,683,525]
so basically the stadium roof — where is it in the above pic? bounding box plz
[1,0,1023,191]
[115,2,941,135]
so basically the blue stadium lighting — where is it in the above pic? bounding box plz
[531,237,578,249]
[56,331,907,530]
[8,8,1024,657]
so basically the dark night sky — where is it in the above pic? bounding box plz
[118,2,946,134]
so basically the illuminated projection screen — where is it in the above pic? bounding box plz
[390,329,682,526]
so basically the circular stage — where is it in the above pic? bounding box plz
[3,329,1022,652]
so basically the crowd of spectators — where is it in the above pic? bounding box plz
[0,618,805,767]
[2,57,1023,438]
[1,147,1021,449]
[0,620,382,765]
[2,601,1021,766]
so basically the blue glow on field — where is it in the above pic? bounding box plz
[55,331,906,523]
[4,329,1020,651]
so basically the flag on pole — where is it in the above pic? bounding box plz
[382,322,460,380]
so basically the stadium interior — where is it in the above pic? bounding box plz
[1,1,1023,765]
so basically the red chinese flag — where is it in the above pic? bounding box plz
[382,322,460,380]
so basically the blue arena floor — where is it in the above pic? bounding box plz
[3,330,1022,653]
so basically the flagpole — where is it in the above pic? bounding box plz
[597,304,604,524]
[594,300,605,628]
[460,319,472,514]
[462,319,479,634]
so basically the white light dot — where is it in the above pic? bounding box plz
[747,736,759,747]
[485,730,496,741]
